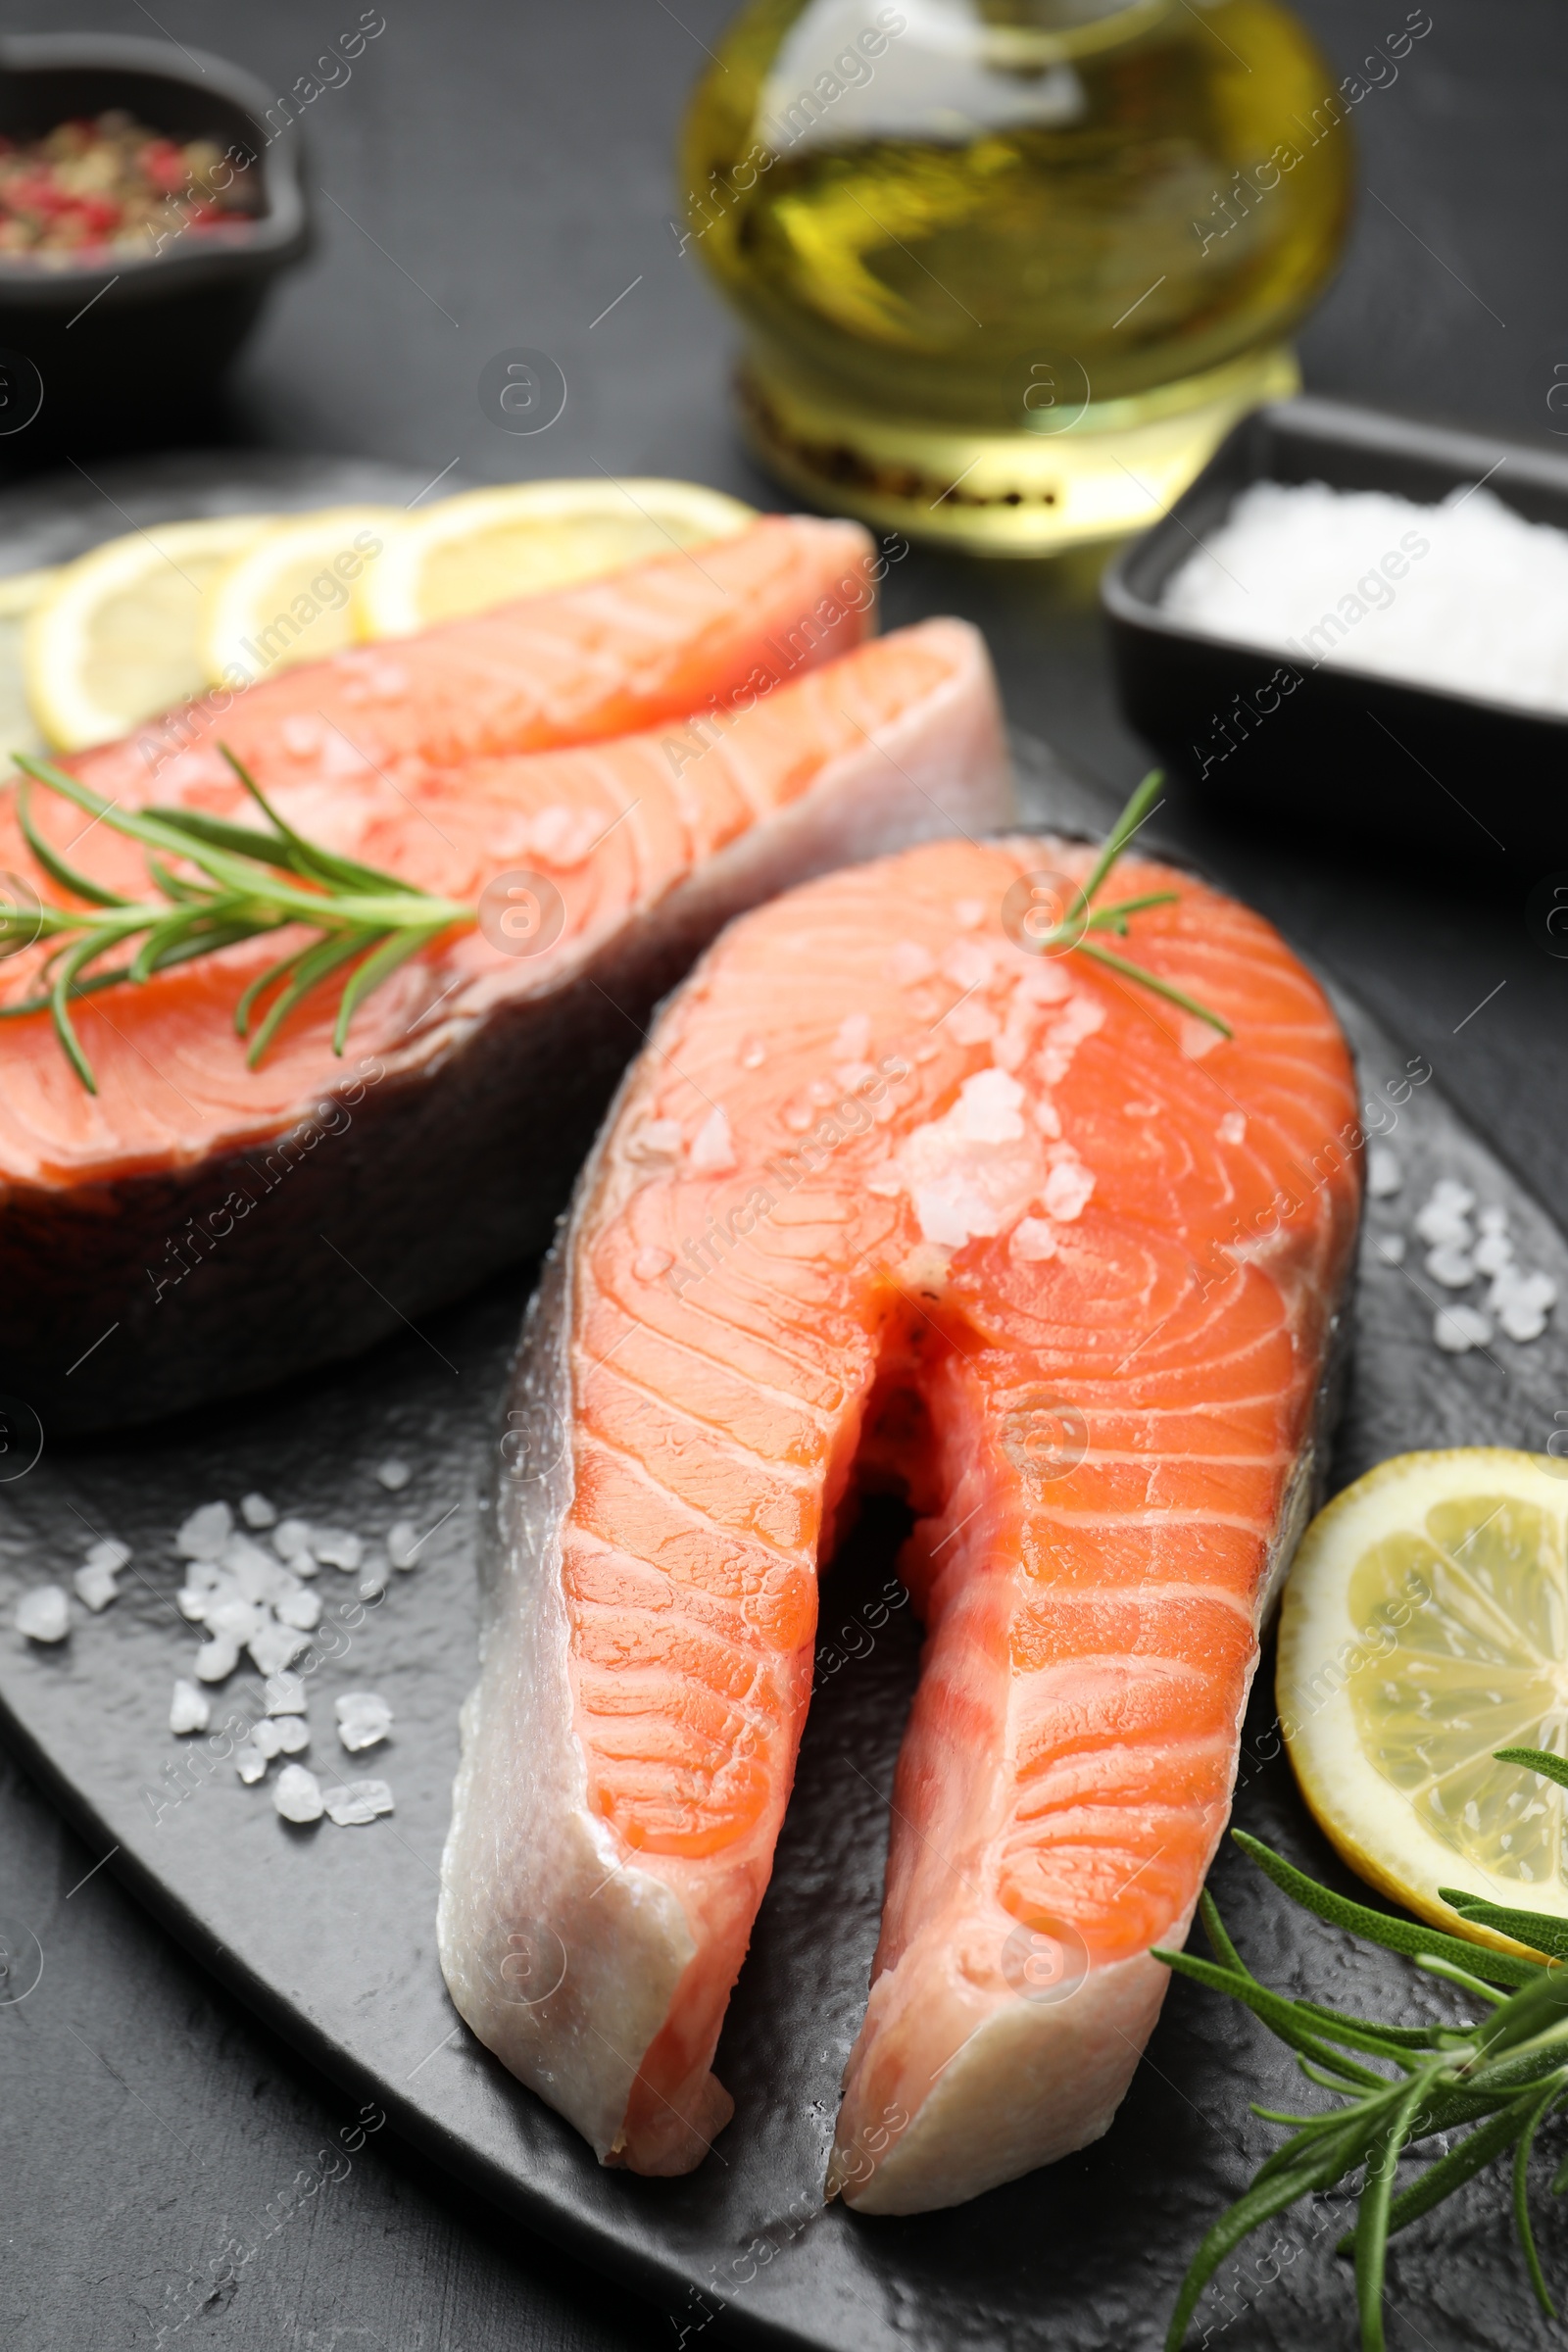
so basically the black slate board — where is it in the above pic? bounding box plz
[2,738,1566,2352]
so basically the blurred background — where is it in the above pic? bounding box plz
[1,3,1565,2346]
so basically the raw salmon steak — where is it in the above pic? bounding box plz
[439,831,1361,2209]
[0,517,1011,1430]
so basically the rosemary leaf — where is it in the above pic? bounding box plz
[1356,2069,1439,2352]
[245,929,378,1068]
[1513,2079,1564,2316]
[1230,1831,1545,1988]
[18,779,128,907]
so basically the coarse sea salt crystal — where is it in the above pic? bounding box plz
[1010,1217,1059,1262]
[335,1691,393,1752]
[313,1529,363,1572]
[1435,1304,1492,1354]
[1491,1265,1557,1343]
[272,1517,314,1564]
[73,1561,121,1612]
[86,1538,130,1574]
[235,1743,268,1785]
[249,1620,308,1679]
[1426,1244,1475,1290]
[176,1501,233,1561]
[170,1679,210,1735]
[388,1521,419,1571]
[266,1670,307,1715]
[194,1635,238,1682]
[276,1716,310,1754]
[276,1588,322,1632]
[274,1765,323,1824]
[16,1586,69,1642]
[358,1562,389,1601]
[375,1458,411,1492]
[1374,1233,1406,1266]
[252,1717,285,1760]
[688,1104,736,1174]
[1218,1112,1247,1147]
[1043,1155,1096,1223]
[1415,1199,1471,1248]
[1474,1229,1514,1275]
[324,1778,394,1827]
[240,1493,277,1529]
[1367,1149,1402,1198]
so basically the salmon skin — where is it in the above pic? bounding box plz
[0,519,1012,1431]
[438,833,1360,2209]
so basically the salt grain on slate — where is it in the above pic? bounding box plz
[170,1679,210,1735]
[1367,1148,1402,1199]
[323,1779,394,1826]
[265,1671,307,1715]
[252,1718,284,1760]
[1426,1244,1475,1290]
[275,1765,324,1824]
[86,1538,130,1574]
[1374,1233,1406,1265]
[1435,1304,1493,1354]
[176,1501,233,1561]
[240,1493,277,1530]
[312,1529,363,1572]
[388,1521,418,1570]
[235,1744,268,1785]
[276,1588,322,1632]
[74,1560,121,1612]
[272,1517,314,1565]
[375,1458,411,1491]
[335,1691,392,1752]
[1474,1228,1514,1276]
[358,1561,389,1601]
[275,1717,310,1754]
[195,1635,239,1681]
[16,1586,69,1642]
[248,1620,308,1679]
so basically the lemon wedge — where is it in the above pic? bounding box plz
[1279,1448,1568,1951]
[201,507,400,690]
[355,478,757,638]
[24,514,274,751]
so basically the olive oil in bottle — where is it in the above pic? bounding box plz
[681,0,1355,551]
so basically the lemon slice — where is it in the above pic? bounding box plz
[1279,1448,1568,1952]
[25,514,275,751]
[201,506,400,690]
[0,567,60,770]
[356,478,757,638]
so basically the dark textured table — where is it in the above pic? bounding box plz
[1,4,1565,2347]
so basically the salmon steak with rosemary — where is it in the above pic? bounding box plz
[0,516,1012,1429]
[438,807,1362,2210]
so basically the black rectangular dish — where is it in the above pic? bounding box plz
[1102,395,1568,868]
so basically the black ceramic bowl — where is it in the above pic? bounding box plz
[1102,395,1568,870]
[0,32,311,449]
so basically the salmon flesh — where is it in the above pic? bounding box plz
[0,520,1011,1428]
[438,832,1361,2211]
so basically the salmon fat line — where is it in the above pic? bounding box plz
[0,759,1227,1092]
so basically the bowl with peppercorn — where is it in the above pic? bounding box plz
[0,31,312,451]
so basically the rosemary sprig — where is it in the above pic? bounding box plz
[1039,769,1233,1040]
[0,753,1226,1094]
[1158,1744,1568,2352]
[0,748,472,1092]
